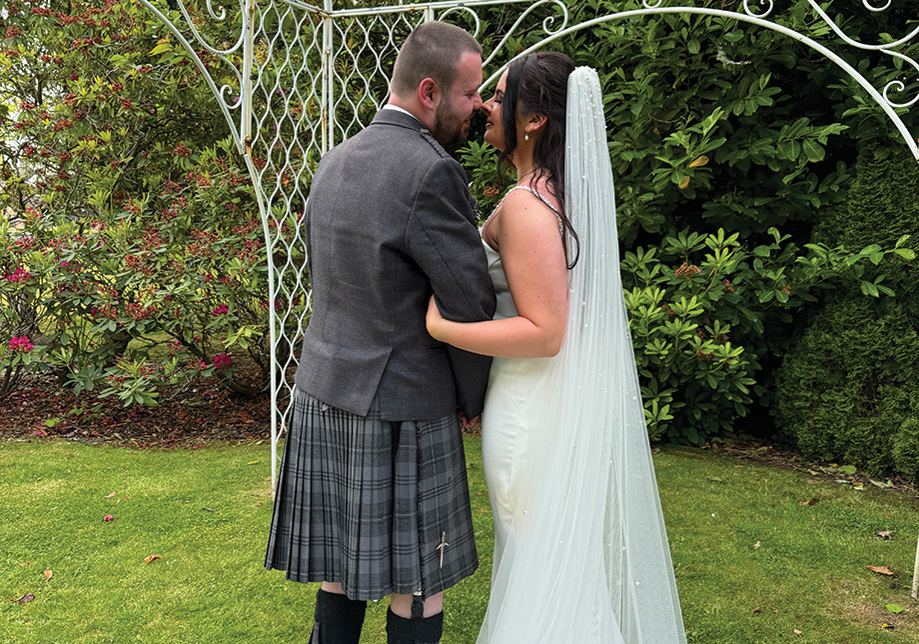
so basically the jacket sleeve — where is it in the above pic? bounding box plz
[406,156,497,418]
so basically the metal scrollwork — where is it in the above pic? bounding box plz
[136,0,250,148]
[477,0,570,69]
[438,6,483,37]
[804,0,919,111]
[863,0,893,12]
[175,0,247,57]
[742,0,774,19]
[206,0,229,21]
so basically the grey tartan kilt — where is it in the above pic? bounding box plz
[265,389,478,600]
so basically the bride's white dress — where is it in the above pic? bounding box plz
[478,202,625,644]
[480,200,559,576]
[473,68,686,644]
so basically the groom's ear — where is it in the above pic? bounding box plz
[418,78,440,110]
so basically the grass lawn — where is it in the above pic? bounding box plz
[2,438,918,643]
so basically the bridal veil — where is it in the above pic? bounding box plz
[476,66,687,643]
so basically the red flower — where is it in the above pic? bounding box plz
[6,267,33,283]
[8,336,34,352]
[213,353,233,369]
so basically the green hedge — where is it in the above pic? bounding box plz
[774,144,919,477]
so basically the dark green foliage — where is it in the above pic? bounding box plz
[773,295,919,475]
[815,143,919,305]
[774,144,919,476]
[892,418,919,481]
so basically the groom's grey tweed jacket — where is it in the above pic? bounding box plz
[294,108,496,421]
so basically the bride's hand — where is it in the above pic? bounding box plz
[426,295,445,338]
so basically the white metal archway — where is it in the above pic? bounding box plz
[138,0,919,597]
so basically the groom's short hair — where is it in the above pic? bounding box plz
[391,22,481,98]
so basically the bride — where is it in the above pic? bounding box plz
[426,52,687,643]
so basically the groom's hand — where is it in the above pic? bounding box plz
[459,413,480,430]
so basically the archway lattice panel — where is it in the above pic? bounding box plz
[136,0,919,481]
[245,6,435,452]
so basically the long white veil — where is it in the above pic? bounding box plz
[476,67,687,643]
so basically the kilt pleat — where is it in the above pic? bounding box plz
[265,389,478,600]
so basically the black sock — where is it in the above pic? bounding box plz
[310,588,367,644]
[385,596,443,644]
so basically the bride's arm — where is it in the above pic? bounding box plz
[426,190,569,358]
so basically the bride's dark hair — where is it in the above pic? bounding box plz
[500,50,579,267]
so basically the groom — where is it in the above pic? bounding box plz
[267,21,495,644]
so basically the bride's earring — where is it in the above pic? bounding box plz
[524,133,529,142]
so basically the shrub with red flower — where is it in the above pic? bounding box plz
[0,0,309,407]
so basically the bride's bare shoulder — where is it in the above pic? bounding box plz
[499,182,561,227]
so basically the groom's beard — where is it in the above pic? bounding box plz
[431,98,469,152]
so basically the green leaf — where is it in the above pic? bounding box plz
[885,603,904,614]
[860,281,879,297]
[723,30,743,43]
[837,465,856,475]
[150,42,173,56]
[801,139,825,163]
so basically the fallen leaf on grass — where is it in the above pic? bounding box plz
[838,465,857,475]
[802,497,819,506]
[878,531,893,540]
[866,564,894,575]
[754,541,761,549]
[247,460,260,465]
[18,561,30,567]
[103,515,114,522]
[870,479,894,489]
[144,554,161,564]
[12,593,35,604]
[43,570,52,581]
[794,629,802,635]
[105,491,117,498]
[885,603,904,613]
[752,607,761,613]
[882,623,895,630]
